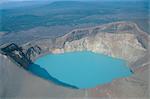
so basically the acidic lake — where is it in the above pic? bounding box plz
[28,51,132,89]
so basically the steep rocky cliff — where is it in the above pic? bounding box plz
[63,33,146,63]
[21,21,149,67]
[27,21,149,64]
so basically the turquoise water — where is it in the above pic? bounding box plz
[28,51,132,89]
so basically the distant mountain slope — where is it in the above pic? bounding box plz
[0,1,49,9]
[1,1,148,33]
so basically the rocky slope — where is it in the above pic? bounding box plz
[26,21,149,64]
[62,33,145,63]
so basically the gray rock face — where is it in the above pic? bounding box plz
[29,21,149,64]
[63,33,146,63]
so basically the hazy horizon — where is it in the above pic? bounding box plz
[0,0,147,3]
